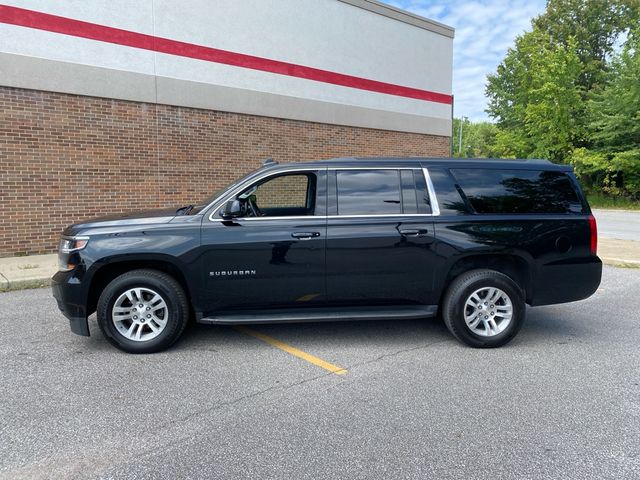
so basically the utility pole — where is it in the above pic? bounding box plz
[458,115,467,156]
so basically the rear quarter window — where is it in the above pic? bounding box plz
[428,168,469,215]
[450,169,583,214]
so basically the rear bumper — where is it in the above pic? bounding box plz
[531,257,602,306]
[51,270,89,336]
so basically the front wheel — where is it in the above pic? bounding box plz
[442,269,526,348]
[96,269,189,353]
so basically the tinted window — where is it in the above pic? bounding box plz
[254,174,309,209]
[413,169,432,214]
[451,169,582,214]
[337,170,401,215]
[400,170,418,214]
[238,173,316,217]
[428,168,469,215]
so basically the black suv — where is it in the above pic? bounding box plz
[52,157,602,353]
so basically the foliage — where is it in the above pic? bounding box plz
[480,0,640,200]
[571,27,640,198]
[587,27,640,151]
[452,118,500,158]
[486,30,583,162]
[586,192,640,209]
[571,147,640,199]
[532,0,639,93]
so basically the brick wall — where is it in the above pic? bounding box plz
[254,174,310,209]
[0,86,450,256]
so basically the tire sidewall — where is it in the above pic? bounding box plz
[446,272,525,348]
[97,272,187,353]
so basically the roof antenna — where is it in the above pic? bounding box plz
[262,157,278,167]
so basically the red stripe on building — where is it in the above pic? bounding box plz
[0,4,453,105]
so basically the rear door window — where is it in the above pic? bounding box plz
[336,170,401,215]
[451,169,583,214]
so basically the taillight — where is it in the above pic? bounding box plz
[588,215,597,256]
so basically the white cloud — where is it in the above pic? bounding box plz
[384,0,547,121]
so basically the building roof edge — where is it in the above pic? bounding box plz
[337,0,455,38]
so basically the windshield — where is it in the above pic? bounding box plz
[190,167,263,214]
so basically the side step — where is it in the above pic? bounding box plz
[199,305,438,325]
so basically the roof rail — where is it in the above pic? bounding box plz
[262,158,278,167]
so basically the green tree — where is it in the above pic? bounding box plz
[486,0,639,165]
[572,27,640,198]
[453,118,500,158]
[486,30,583,162]
[533,0,639,93]
[587,27,640,151]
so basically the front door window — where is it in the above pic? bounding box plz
[238,173,315,217]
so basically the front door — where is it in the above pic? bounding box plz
[200,169,327,314]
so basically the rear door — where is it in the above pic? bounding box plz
[325,167,439,306]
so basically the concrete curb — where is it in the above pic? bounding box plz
[593,208,640,214]
[600,258,640,269]
[0,277,53,292]
[0,253,58,292]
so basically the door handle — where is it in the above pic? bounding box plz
[399,229,429,237]
[291,232,320,240]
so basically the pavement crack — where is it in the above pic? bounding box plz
[154,338,449,436]
[154,368,341,433]
[346,338,451,371]
[100,337,452,471]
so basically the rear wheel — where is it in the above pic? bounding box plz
[96,269,189,353]
[442,269,525,348]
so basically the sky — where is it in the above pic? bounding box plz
[385,1,547,121]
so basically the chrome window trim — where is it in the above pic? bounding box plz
[207,165,441,222]
[329,166,414,170]
[208,213,437,223]
[207,167,325,222]
[327,214,433,219]
[422,167,441,216]
[225,215,324,222]
[331,167,441,218]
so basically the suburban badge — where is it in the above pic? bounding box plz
[210,270,257,277]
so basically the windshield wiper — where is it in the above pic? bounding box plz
[175,204,194,215]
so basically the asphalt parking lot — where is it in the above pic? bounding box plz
[1,266,639,480]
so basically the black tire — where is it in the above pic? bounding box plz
[442,269,525,348]
[96,269,189,353]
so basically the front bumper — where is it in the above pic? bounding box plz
[52,270,90,336]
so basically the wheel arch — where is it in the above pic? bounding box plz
[439,253,534,304]
[86,255,193,317]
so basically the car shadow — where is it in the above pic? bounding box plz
[84,304,592,354]
[176,316,451,350]
[516,305,591,344]
[175,305,591,351]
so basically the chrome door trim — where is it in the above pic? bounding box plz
[207,167,325,222]
[422,167,441,216]
[207,165,442,222]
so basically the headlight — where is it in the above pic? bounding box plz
[59,236,89,253]
[58,236,89,271]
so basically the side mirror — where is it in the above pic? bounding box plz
[220,200,243,220]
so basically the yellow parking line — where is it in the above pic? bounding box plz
[234,326,347,375]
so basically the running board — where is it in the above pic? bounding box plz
[199,305,438,325]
